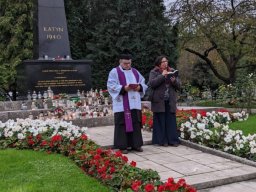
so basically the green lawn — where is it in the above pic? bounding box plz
[229,115,256,135]
[194,100,256,108]
[0,149,110,192]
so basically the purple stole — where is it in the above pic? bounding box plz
[116,67,139,132]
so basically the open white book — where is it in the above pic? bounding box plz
[167,70,179,78]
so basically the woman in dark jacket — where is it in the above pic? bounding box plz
[148,55,181,146]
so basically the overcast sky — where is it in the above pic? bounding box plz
[164,0,176,9]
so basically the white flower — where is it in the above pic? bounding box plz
[190,133,196,139]
[224,146,230,151]
[192,119,198,124]
[184,121,192,128]
[197,123,206,129]
[205,135,210,140]
[7,131,14,137]
[70,137,75,141]
[17,133,25,140]
[213,122,221,128]
[250,147,256,154]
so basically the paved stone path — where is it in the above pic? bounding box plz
[87,125,256,191]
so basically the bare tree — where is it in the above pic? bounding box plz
[168,0,256,84]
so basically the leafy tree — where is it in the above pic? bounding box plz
[66,0,178,88]
[0,0,33,98]
[191,61,220,91]
[168,0,256,84]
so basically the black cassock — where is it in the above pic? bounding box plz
[114,109,143,150]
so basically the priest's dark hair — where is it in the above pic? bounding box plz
[154,55,168,66]
[119,49,133,60]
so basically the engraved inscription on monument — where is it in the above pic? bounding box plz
[19,60,92,94]
[36,69,85,88]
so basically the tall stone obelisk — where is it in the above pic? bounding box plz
[34,0,71,59]
[18,0,92,95]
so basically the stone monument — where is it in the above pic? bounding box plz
[17,0,92,95]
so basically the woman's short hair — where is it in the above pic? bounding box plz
[154,55,168,66]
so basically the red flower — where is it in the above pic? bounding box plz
[186,186,197,192]
[157,185,165,192]
[103,160,109,167]
[94,154,101,160]
[27,135,33,139]
[200,111,207,117]
[110,166,115,174]
[170,184,179,191]
[96,148,103,154]
[28,139,35,146]
[100,173,107,179]
[167,177,174,183]
[51,134,62,142]
[81,134,88,140]
[148,119,153,128]
[122,155,128,162]
[71,139,77,145]
[36,134,42,140]
[98,166,107,174]
[131,181,141,191]
[130,161,136,167]
[142,115,147,125]
[177,178,186,187]
[144,184,154,192]
[41,140,48,146]
[115,151,123,157]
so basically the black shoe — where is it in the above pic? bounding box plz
[133,147,143,152]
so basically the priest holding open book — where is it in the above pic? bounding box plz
[107,51,148,154]
[148,55,181,147]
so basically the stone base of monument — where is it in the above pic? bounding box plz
[17,59,92,96]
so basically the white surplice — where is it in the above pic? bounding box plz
[107,65,147,113]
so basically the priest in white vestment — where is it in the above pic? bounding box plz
[107,53,147,154]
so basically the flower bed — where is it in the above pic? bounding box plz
[142,109,254,161]
[0,118,195,192]
[180,110,256,160]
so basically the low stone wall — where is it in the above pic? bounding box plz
[72,116,114,128]
[0,101,26,111]
[0,109,48,122]
[0,108,114,128]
